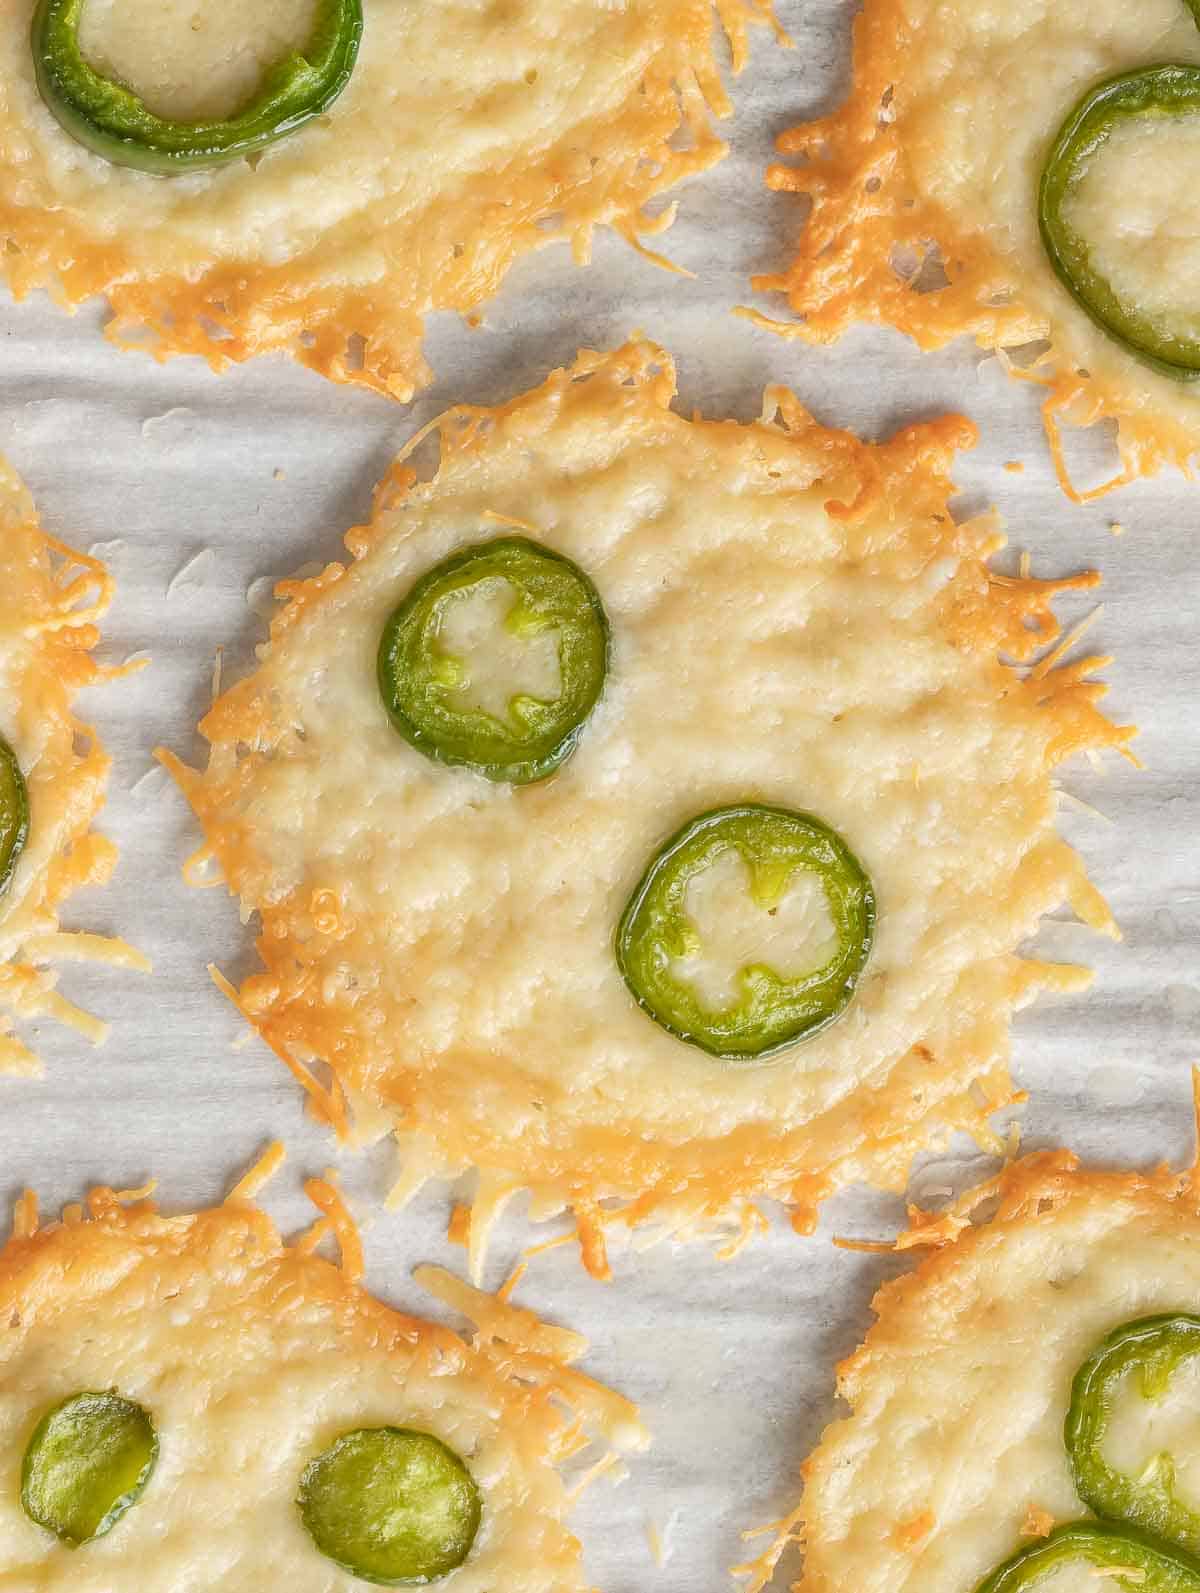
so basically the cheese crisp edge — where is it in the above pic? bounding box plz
[161,338,1134,1279]
[0,462,148,1076]
[0,0,779,400]
[748,0,1199,502]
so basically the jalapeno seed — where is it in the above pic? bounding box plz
[0,732,29,898]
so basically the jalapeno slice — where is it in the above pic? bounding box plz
[377,537,610,786]
[1065,1313,1200,1552]
[31,0,363,175]
[975,1522,1200,1593]
[0,732,29,898]
[615,803,875,1061]
[298,1427,482,1585]
[21,1391,158,1547]
[1040,64,1200,380]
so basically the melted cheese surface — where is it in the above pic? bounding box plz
[1064,112,1200,346]
[1,0,758,396]
[0,1197,604,1591]
[173,343,1125,1247]
[792,1160,1200,1593]
[767,0,1200,494]
[675,851,838,1010]
[77,0,318,121]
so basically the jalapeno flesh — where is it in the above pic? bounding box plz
[1065,1313,1200,1553]
[377,537,610,786]
[975,1521,1200,1593]
[298,1427,482,1585]
[21,1391,158,1547]
[1040,64,1200,380]
[0,732,29,898]
[615,803,875,1061]
[31,0,363,175]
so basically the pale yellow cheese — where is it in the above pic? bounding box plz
[0,459,146,1076]
[0,1181,642,1590]
[772,1154,1200,1593]
[436,577,563,723]
[163,339,1131,1275]
[759,0,1200,498]
[1064,112,1200,348]
[0,0,774,397]
[77,0,319,121]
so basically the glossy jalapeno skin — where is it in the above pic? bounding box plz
[615,803,875,1061]
[0,731,29,899]
[31,0,363,175]
[21,1391,158,1547]
[298,1427,482,1585]
[377,536,610,786]
[1039,64,1200,381]
[975,1521,1200,1593]
[1066,1313,1200,1553]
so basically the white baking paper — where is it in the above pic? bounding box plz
[0,3,1196,1587]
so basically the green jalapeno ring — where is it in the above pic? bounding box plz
[31,0,363,175]
[377,536,611,786]
[975,1521,1200,1593]
[1066,1312,1200,1553]
[0,732,29,898]
[298,1426,482,1585]
[1039,64,1200,381]
[21,1391,158,1547]
[615,803,876,1062]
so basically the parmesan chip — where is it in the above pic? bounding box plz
[0,1170,645,1589]
[0,459,147,1076]
[0,0,777,398]
[162,338,1132,1277]
[753,0,1200,501]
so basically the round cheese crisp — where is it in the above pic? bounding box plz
[753,0,1200,501]
[0,1165,645,1589]
[0,0,776,399]
[161,338,1132,1279]
[738,1145,1200,1593]
[0,459,147,1077]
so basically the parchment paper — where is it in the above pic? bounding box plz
[1,4,1196,1587]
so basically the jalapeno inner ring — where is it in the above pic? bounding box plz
[974,1521,1200,1593]
[21,1391,158,1547]
[31,0,363,175]
[1040,65,1200,380]
[615,803,875,1061]
[1066,1312,1200,1554]
[298,1426,482,1585]
[0,732,29,898]
[377,536,610,786]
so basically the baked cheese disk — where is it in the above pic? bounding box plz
[0,461,147,1076]
[738,1138,1200,1593]
[0,1158,646,1589]
[162,338,1132,1279]
[0,0,776,400]
[753,0,1200,501]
